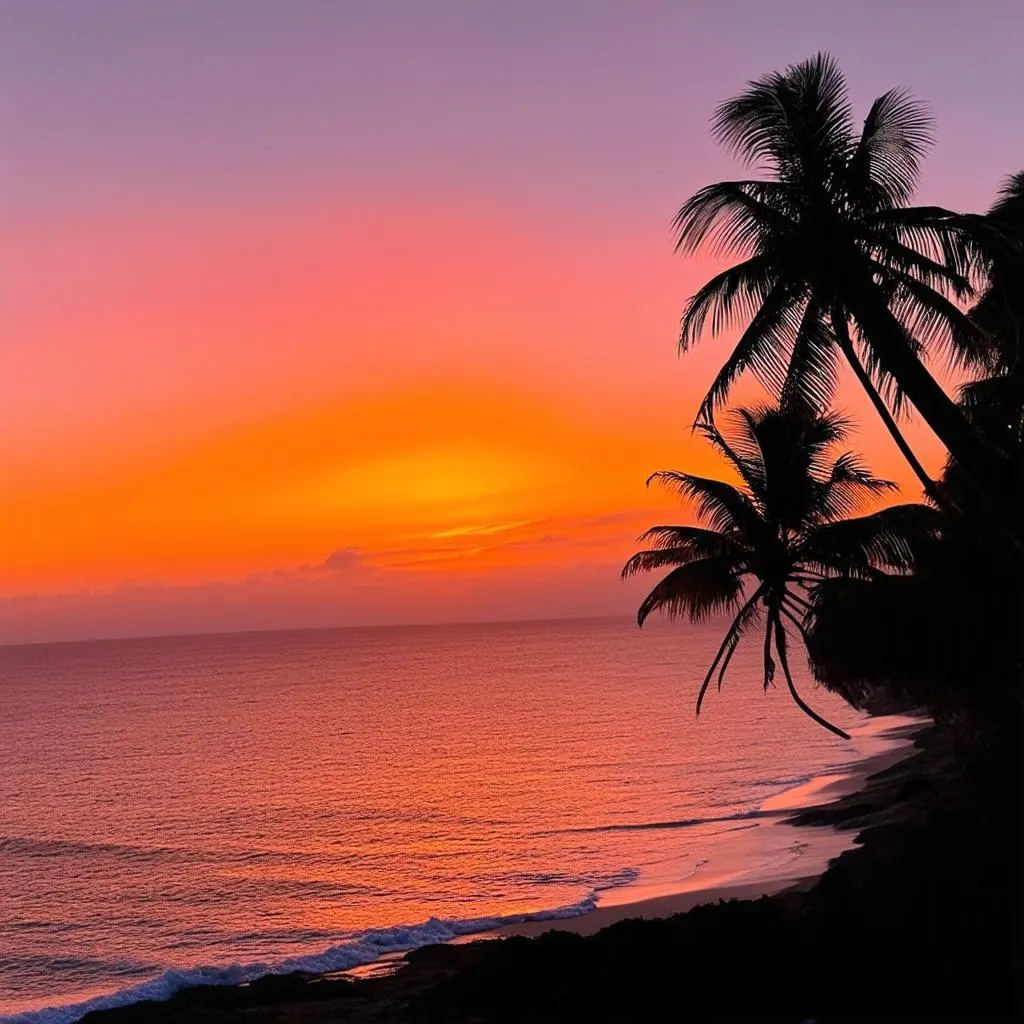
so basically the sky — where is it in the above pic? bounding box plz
[2,0,1022,644]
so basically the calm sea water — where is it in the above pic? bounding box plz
[0,616,902,1021]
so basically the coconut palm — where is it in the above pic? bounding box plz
[623,405,940,738]
[968,171,1024,362]
[958,172,1024,460]
[674,53,1013,518]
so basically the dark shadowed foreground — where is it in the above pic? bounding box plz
[83,726,1023,1023]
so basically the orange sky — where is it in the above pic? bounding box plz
[1,198,954,643]
[5,2,1013,643]
[2,203,696,589]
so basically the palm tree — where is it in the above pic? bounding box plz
[968,171,1024,361]
[674,53,1013,521]
[958,172,1024,461]
[623,405,939,738]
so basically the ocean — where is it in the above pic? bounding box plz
[0,616,908,1021]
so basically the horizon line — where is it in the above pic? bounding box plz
[0,611,652,653]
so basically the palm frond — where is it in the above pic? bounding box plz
[621,526,745,579]
[870,234,973,299]
[622,547,707,578]
[695,586,765,714]
[989,171,1024,231]
[712,53,853,186]
[811,451,898,521]
[635,556,745,626]
[695,420,767,501]
[695,285,804,421]
[960,372,1024,420]
[773,610,850,738]
[635,524,744,552]
[673,181,795,258]
[877,262,989,371]
[873,205,981,283]
[799,502,941,574]
[848,88,932,205]
[957,372,1024,454]
[780,299,840,414]
[827,450,896,489]
[647,470,767,539]
[966,172,1024,371]
[678,254,776,349]
[968,280,1022,371]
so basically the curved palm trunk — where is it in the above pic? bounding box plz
[772,609,850,740]
[844,280,1020,540]
[830,308,942,505]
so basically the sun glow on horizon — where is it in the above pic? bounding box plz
[0,373,699,601]
[328,445,538,515]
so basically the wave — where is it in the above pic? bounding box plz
[541,808,779,835]
[0,835,218,865]
[0,868,639,1024]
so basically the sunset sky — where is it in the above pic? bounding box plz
[3,1,1022,643]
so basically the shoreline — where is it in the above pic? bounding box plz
[58,714,930,1023]
[481,715,924,942]
[83,711,998,1024]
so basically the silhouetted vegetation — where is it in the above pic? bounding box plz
[623,404,939,737]
[672,53,1021,539]
[634,52,1023,740]
[624,49,1024,1022]
[805,175,1024,738]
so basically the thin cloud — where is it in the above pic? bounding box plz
[430,520,534,539]
[321,547,366,572]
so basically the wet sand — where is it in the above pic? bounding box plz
[491,877,814,938]
[488,717,923,940]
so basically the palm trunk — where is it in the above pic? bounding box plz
[830,308,942,505]
[844,281,1018,538]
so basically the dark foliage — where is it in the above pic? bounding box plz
[805,169,1024,731]
[955,172,1024,481]
[625,404,938,736]
[675,52,1018,530]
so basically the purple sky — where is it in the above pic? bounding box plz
[4,0,1021,216]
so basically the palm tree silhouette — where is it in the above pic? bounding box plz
[958,172,1024,459]
[969,171,1024,359]
[674,53,1011,518]
[623,405,939,738]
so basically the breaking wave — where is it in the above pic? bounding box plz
[1,868,639,1024]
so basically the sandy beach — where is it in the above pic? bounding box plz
[484,717,923,941]
[490,878,814,939]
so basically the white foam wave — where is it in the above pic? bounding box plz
[2,868,639,1024]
